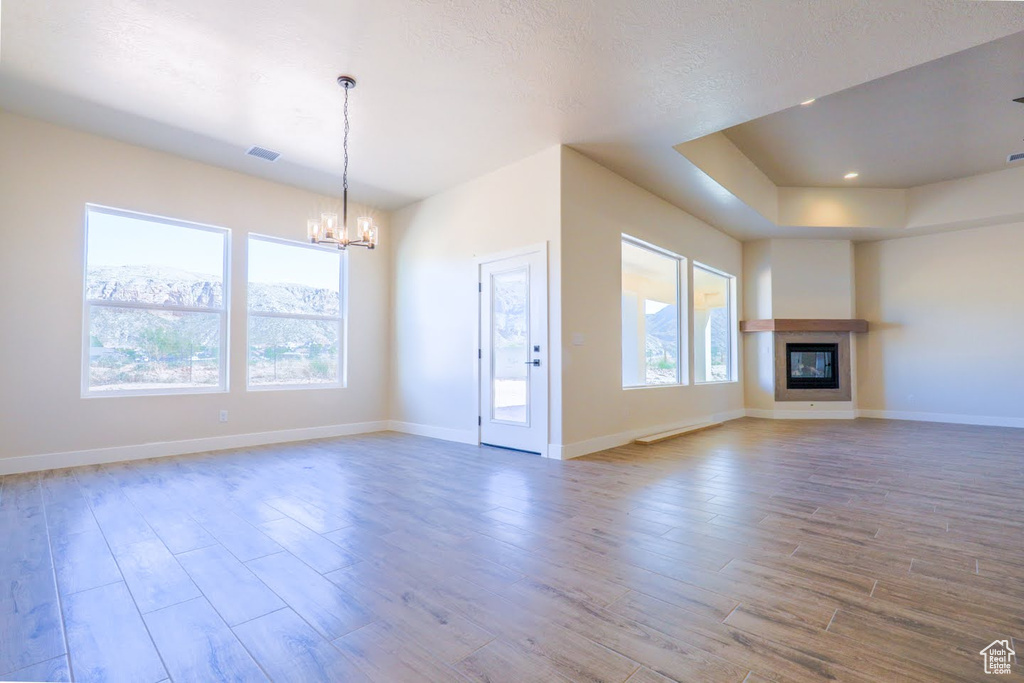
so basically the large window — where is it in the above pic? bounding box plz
[83,206,229,396]
[247,235,344,389]
[621,237,685,387]
[693,263,735,383]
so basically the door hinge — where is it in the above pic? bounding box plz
[478,416,482,426]
[478,349,482,359]
[478,282,482,292]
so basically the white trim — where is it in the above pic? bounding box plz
[0,421,390,476]
[386,421,479,445]
[474,242,550,266]
[745,408,857,420]
[548,409,747,460]
[857,409,1024,429]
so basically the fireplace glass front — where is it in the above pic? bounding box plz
[786,343,839,390]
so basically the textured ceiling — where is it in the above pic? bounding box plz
[1,0,1024,229]
[724,30,1024,189]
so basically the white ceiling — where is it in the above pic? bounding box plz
[2,0,1024,226]
[724,30,1024,189]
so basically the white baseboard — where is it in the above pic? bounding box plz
[386,420,479,445]
[857,409,1024,429]
[0,421,391,476]
[745,408,858,420]
[548,409,747,460]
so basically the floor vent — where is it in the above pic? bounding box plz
[246,145,281,162]
[1008,152,1024,164]
[634,421,721,445]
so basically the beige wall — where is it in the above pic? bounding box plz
[742,240,774,410]
[770,239,855,318]
[559,148,744,452]
[389,147,563,444]
[0,111,391,465]
[856,223,1024,425]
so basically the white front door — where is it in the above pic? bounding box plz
[479,249,548,455]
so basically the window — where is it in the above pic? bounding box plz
[247,235,344,388]
[693,263,735,383]
[621,237,685,387]
[83,206,229,396]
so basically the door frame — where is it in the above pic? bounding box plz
[475,242,549,457]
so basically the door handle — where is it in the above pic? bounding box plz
[525,359,541,366]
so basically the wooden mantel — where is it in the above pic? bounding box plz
[740,319,869,333]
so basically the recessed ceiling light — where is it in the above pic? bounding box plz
[800,99,816,106]
[844,172,859,180]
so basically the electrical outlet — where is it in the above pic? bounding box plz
[219,410,228,423]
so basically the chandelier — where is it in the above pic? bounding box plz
[308,76,378,250]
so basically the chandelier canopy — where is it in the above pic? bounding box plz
[308,76,378,250]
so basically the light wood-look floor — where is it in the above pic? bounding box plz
[1,418,1022,682]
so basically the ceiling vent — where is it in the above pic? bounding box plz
[246,145,281,162]
[1008,152,1024,164]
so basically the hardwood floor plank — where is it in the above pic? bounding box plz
[63,581,166,682]
[826,607,986,680]
[626,666,680,683]
[258,517,360,574]
[246,551,375,640]
[49,529,123,597]
[502,576,749,682]
[453,638,576,683]
[333,620,473,683]
[231,607,371,683]
[111,538,201,613]
[0,655,70,682]
[192,511,284,563]
[264,497,353,533]
[176,544,285,626]
[143,597,265,682]
[0,476,66,676]
[326,564,496,664]
[606,590,856,682]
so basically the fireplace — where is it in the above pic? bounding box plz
[772,332,851,401]
[786,343,839,390]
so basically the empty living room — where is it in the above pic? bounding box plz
[3,2,1024,681]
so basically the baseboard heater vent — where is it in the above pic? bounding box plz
[634,421,721,445]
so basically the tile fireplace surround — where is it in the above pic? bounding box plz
[774,331,851,401]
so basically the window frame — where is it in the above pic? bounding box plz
[245,233,348,392]
[621,235,688,390]
[692,261,738,385]
[81,204,231,398]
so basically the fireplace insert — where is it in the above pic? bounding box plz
[786,343,839,390]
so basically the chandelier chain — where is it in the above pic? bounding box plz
[343,84,350,228]
[343,83,350,195]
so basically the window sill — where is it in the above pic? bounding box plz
[247,382,345,392]
[623,383,689,391]
[82,386,228,399]
[694,379,738,386]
